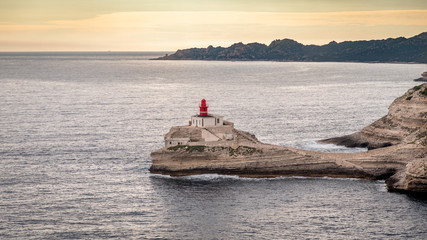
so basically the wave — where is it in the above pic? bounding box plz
[149,173,365,182]
[289,139,367,153]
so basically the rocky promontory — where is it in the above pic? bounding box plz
[414,71,427,82]
[150,84,427,193]
[154,32,427,63]
[320,84,427,149]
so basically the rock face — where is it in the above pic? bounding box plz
[154,32,427,63]
[414,71,427,82]
[150,84,427,193]
[320,84,427,149]
[386,159,427,193]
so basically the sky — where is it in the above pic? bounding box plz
[1,0,427,51]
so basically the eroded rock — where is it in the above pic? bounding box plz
[150,84,427,193]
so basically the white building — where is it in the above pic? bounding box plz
[191,114,224,127]
[190,99,224,127]
[164,99,234,147]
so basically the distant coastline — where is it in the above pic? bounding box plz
[154,32,427,63]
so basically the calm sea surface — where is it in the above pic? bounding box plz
[0,52,426,239]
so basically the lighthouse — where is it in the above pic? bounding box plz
[190,99,224,127]
[200,99,208,115]
[165,99,235,147]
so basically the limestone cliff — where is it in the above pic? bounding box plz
[320,84,427,149]
[386,159,427,193]
[150,84,427,193]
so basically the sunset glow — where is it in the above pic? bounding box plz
[1,0,426,51]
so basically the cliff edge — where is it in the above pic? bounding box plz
[150,84,427,193]
[320,84,427,149]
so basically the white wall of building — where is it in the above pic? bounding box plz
[191,115,224,127]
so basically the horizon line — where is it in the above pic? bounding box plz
[1,31,425,53]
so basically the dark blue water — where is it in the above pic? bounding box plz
[1,52,426,239]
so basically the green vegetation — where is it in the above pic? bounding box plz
[167,145,187,151]
[167,145,206,152]
[187,145,207,152]
[155,32,427,63]
[412,84,427,97]
[167,145,263,156]
[406,95,413,101]
[228,146,263,157]
[413,85,422,91]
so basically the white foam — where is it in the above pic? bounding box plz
[149,173,173,179]
[181,174,241,181]
[289,139,368,153]
[149,173,366,182]
[374,180,388,192]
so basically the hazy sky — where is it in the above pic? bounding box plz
[1,0,427,51]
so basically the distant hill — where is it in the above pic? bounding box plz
[154,32,427,63]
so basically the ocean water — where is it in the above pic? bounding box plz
[0,52,426,239]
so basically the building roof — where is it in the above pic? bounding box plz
[192,114,223,118]
[193,114,214,118]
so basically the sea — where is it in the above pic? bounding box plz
[0,52,426,239]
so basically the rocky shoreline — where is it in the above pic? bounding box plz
[414,71,427,82]
[150,84,427,193]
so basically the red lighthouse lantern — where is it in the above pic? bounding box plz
[199,99,208,115]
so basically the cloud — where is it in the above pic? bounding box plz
[45,10,427,28]
[1,10,426,51]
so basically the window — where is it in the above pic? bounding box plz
[217,119,220,123]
